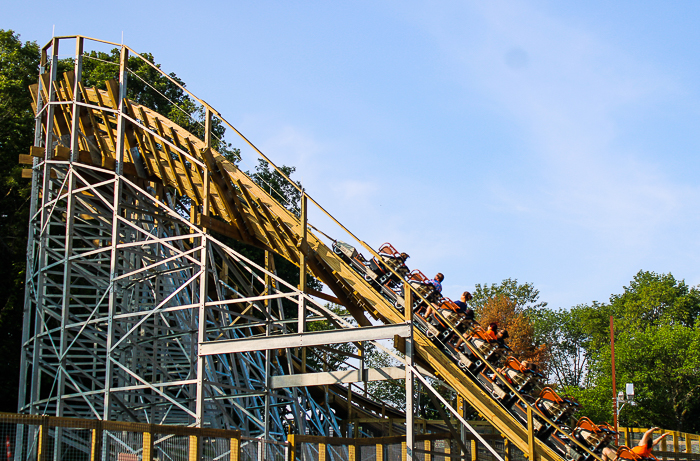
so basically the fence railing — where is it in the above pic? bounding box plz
[0,412,242,461]
[620,427,700,460]
[288,424,700,461]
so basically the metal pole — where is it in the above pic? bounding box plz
[610,316,618,444]
[264,250,272,449]
[195,109,212,429]
[298,192,307,373]
[405,287,414,460]
[104,44,128,426]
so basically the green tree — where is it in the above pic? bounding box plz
[0,30,40,412]
[59,48,239,160]
[566,271,700,432]
[532,303,610,389]
[247,159,302,215]
[471,278,548,315]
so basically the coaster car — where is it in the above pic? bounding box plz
[571,417,616,461]
[332,241,409,306]
[536,387,579,426]
[407,269,442,310]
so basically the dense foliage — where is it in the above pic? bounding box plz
[0,30,39,412]
[562,271,700,432]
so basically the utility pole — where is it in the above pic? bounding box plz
[610,316,618,444]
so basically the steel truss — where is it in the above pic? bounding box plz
[20,159,344,440]
[19,36,519,461]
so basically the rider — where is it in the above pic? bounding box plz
[428,273,444,294]
[631,427,670,459]
[485,323,499,342]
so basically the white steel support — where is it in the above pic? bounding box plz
[104,45,128,423]
[30,39,60,419]
[263,250,272,450]
[298,192,307,374]
[19,37,451,460]
[405,289,414,461]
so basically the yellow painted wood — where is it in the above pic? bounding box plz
[288,434,296,461]
[230,437,240,461]
[188,435,199,461]
[142,431,153,461]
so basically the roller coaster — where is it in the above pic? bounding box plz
[17,35,655,460]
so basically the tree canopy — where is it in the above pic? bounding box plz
[542,271,700,432]
[0,30,39,412]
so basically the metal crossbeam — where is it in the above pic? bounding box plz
[200,324,411,355]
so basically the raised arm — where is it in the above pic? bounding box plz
[639,427,660,447]
[652,432,670,447]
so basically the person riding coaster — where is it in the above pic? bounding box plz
[494,357,544,395]
[409,271,443,315]
[535,387,580,427]
[509,377,577,436]
[573,417,617,461]
[475,357,543,408]
[331,238,626,460]
[331,241,410,307]
[544,417,618,461]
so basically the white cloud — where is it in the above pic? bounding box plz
[419,1,695,243]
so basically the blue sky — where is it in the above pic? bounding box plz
[5,1,700,309]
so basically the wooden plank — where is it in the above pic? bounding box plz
[19,154,34,165]
[198,214,243,241]
[54,146,71,160]
[22,169,33,179]
[234,177,290,260]
[29,83,39,113]
[77,83,112,166]
[40,73,71,141]
[30,146,44,158]
[200,148,257,246]
[184,137,227,218]
[105,79,138,166]
[166,126,200,205]
[82,86,118,164]
[135,107,170,183]
[152,117,186,194]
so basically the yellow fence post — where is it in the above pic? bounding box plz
[288,434,296,461]
[90,421,103,461]
[230,436,240,461]
[142,427,153,461]
[376,440,383,461]
[349,440,356,461]
[189,434,199,461]
[319,441,326,461]
[471,439,478,461]
[661,432,668,461]
[425,439,431,461]
[504,438,510,461]
[402,441,407,460]
[685,434,691,455]
[37,416,49,461]
[673,432,680,455]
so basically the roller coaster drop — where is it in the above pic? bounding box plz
[332,241,647,461]
[18,36,653,460]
